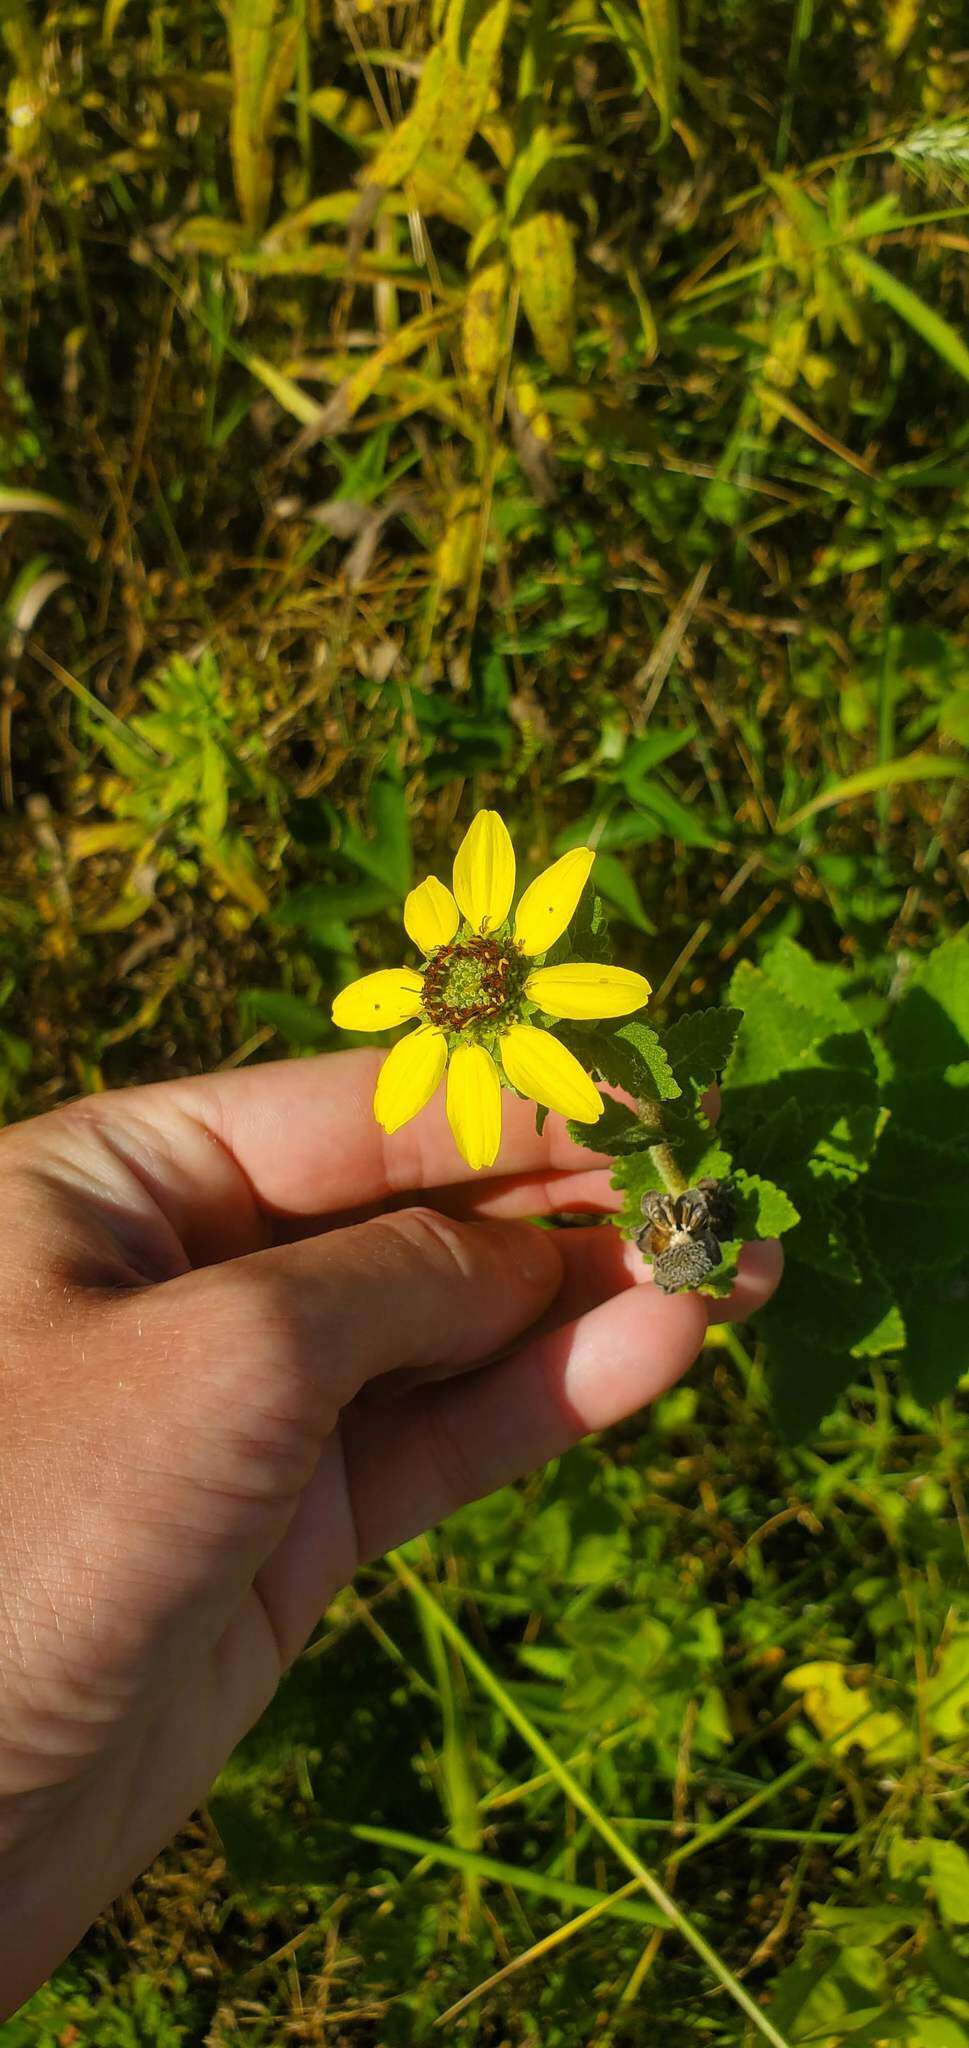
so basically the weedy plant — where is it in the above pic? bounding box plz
[2,0,969,2038]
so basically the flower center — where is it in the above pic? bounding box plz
[421,936,528,1032]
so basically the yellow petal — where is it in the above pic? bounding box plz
[404,874,460,953]
[331,966,424,1031]
[452,810,516,934]
[526,963,651,1020]
[500,1023,603,1124]
[373,1027,448,1135]
[514,846,596,956]
[445,1042,502,1169]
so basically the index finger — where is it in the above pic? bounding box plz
[45,1048,612,1260]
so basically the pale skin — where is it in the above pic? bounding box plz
[0,1050,782,2017]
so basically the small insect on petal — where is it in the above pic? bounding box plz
[331,967,424,1031]
[446,1042,503,1169]
[500,1023,603,1124]
[514,846,595,957]
[526,963,651,1021]
[373,1026,448,1135]
[452,810,516,934]
[404,875,461,953]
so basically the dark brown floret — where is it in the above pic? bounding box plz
[421,936,529,1031]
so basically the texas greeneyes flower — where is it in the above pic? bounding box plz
[331,810,651,1170]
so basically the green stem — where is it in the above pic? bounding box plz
[648,1138,687,1196]
[633,1099,688,1197]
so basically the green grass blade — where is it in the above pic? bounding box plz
[389,1553,793,2048]
[850,248,969,384]
[349,1822,664,1926]
[779,750,969,830]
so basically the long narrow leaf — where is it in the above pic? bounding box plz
[389,1553,793,2048]
[850,248,969,385]
[780,750,969,830]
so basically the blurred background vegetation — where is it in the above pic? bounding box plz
[1,0,968,2039]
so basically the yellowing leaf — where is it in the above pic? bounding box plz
[369,0,509,191]
[369,46,449,188]
[70,822,145,860]
[103,0,135,43]
[406,154,496,234]
[316,309,453,433]
[243,351,324,426]
[509,211,575,374]
[462,259,508,403]
[785,1662,913,1763]
[224,0,299,236]
[436,489,480,589]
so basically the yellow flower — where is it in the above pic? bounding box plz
[331,810,651,1169]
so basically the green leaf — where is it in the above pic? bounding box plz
[591,853,656,934]
[569,1018,680,1104]
[275,879,396,936]
[723,964,881,1184]
[605,0,679,146]
[783,1662,913,1762]
[850,1300,907,1360]
[569,1094,648,1155]
[787,1185,860,1281]
[770,1253,904,1358]
[760,936,854,1032]
[240,988,330,1046]
[779,748,969,831]
[737,1097,804,1180]
[730,1169,800,1240]
[887,929,969,1074]
[664,1006,742,1091]
[722,960,826,1086]
[609,1147,673,1230]
[336,778,413,895]
[626,776,718,848]
[927,1841,969,1927]
[850,248,969,386]
[767,1334,860,1441]
[899,1284,969,1406]
[866,1125,969,1271]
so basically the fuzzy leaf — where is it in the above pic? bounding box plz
[866,1125,969,1271]
[569,1094,649,1155]
[887,928,969,1074]
[768,1335,861,1441]
[609,1147,672,1230]
[760,935,855,1032]
[730,1169,800,1240]
[664,1006,742,1091]
[722,960,829,1086]
[564,1018,680,1103]
[899,1284,969,1405]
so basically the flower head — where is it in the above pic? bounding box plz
[331,810,651,1169]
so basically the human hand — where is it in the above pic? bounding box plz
[0,1051,781,2014]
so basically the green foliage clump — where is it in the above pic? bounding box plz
[1,0,968,2036]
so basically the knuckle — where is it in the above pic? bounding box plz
[380,1205,477,1285]
[229,1261,305,1359]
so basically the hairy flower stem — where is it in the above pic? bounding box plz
[649,1139,688,1197]
[636,1100,688,1198]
